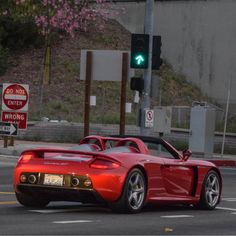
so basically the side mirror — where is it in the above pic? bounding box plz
[182,149,192,161]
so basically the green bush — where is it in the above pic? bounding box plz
[0,44,8,75]
[0,16,44,50]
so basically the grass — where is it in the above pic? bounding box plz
[28,63,218,125]
[216,116,236,133]
[158,63,210,106]
[214,144,236,155]
[170,140,236,155]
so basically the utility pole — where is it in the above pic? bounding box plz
[221,77,232,157]
[140,0,154,135]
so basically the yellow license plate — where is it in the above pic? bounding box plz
[43,174,63,186]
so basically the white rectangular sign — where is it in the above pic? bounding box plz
[80,50,134,82]
[145,109,154,128]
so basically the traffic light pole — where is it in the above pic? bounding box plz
[140,0,154,135]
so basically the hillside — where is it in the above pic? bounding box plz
[0,19,209,124]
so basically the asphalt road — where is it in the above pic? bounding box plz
[1,155,236,235]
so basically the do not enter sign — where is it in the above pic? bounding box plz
[2,83,29,111]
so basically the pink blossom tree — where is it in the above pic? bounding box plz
[15,0,117,37]
[13,0,119,113]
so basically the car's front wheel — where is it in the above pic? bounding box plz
[16,192,49,208]
[197,170,221,210]
[110,168,146,213]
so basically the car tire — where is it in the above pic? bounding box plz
[15,192,49,208]
[110,168,146,213]
[196,170,221,210]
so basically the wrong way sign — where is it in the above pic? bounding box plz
[1,111,27,129]
[0,122,18,136]
[2,83,29,112]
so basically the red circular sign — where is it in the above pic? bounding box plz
[146,111,153,121]
[3,84,28,110]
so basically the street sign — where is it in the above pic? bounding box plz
[2,83,29,112]
[1,111,27,129]
[0,122,18,136]
[145,109,154,128]
[80,50,134,81]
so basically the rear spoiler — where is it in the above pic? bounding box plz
[20,148,120,163]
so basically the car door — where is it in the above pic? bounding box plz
[147,142,195,197]
[161,158,195,197]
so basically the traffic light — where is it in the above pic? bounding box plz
[152,35,163,70]
[130,77,144,93]
[130,34,149,69]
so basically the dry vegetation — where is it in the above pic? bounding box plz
[0,19,209,124]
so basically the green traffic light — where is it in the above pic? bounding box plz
[135,55,145,65]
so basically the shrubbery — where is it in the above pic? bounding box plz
[0,16,44,51]
[0,44,8,75]
[0,16,44,75]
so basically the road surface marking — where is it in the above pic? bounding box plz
[29,209,82,214]
[0,201,18,205]
[160,215,193,218]
[231,212,236,215]
[0,192,15,195]
[220,167,236,171]
[0,154,18,159]
[216,207,236,211]
[53,220,96,224]
[164,228,174,232]
[222,198,236,202]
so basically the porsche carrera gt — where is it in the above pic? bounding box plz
[14,135,222,213]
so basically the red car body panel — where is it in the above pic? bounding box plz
[14,136,222,206]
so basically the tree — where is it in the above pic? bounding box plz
[13,0,118,115]
[14,0,117,81]
[14,0,116,37]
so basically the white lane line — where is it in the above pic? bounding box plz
[0,155,18,159]
[216,207,236,211]
[220,167,236,170]
[222,198,236,202]
[161,215,193,218]
[231,212,236,215]
[0,192,15,195]
[53,220,96,224]
[29,209,82,214]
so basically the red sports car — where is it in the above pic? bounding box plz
[14,135,222,213]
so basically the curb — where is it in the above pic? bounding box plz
[207,159,236,167]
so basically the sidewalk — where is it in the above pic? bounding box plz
[206,154,236,167]
[0,140,76,157]
[0,139,235,167]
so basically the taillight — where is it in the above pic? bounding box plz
[90,159,120,169]
[18,152,36,164]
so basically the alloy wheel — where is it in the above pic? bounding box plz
[205,173,220,207]
[127,171,145,210]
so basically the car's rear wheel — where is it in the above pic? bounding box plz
[110,168,146,213]
[15,192,49,208]
[197,170,221,210]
